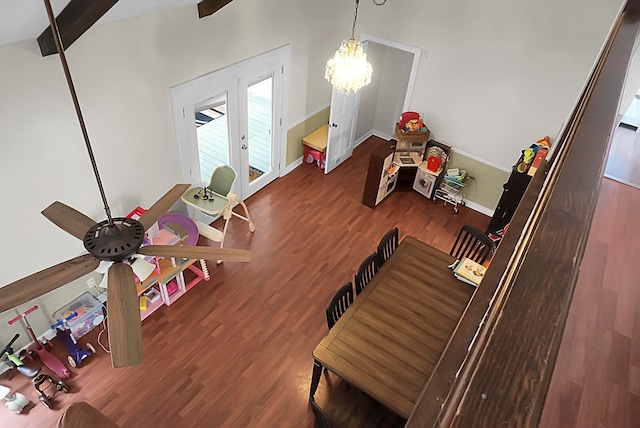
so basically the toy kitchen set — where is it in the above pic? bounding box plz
[362,112,452,208]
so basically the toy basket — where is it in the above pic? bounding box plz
[394,124,430,143]
[425,146,448,173]
[434,169,471,214]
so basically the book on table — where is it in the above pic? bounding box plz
[453,257,487,286]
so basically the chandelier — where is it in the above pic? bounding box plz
[325,0,372,94]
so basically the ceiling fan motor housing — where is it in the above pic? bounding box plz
[83,218,145,262]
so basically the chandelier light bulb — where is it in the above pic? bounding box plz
[325,39,373,95]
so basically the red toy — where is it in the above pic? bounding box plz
[8,305,71,379]
[399,111,421,129]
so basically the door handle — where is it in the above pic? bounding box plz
[330,122,338,128]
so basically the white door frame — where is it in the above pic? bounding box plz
[325,89,361,174]
[325,35,421,173]
[360,34,422,113]
[237,52,287,197]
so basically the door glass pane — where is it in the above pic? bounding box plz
[247,77,272,183]
[195,95,229,184]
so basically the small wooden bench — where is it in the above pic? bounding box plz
[302,124,328,168]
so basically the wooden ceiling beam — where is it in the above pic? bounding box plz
[37,0,119,57]
[197,0,233,18]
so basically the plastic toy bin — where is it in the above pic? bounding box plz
[54,292,105,339]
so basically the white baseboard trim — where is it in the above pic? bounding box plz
[463,200,494,217]
[282,157,303,176]
[604,173,640,190]
[354,130,374,147]
[354,129,393,148]
[372,129,393,141]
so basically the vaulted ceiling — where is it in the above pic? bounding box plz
[0,0,232,50]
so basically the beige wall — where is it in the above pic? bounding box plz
[290,110,512,211]
[447,152,510,210]
[286,108,330,165]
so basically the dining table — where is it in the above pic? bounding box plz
[309,236,476,419]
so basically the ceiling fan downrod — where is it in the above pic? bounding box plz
[43,0,114,226]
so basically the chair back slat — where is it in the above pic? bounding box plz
[450,225,495,264]
[355,253,379,295]
[377,227,399,267]
[326,282,354,330]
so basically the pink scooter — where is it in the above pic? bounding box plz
[8,305,70,379]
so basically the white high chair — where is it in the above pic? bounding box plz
[181,165,255,263]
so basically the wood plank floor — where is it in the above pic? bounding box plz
[604,124,640,189]
[0,136,489,427]
[3,133,637,427]
[540,176,640,427]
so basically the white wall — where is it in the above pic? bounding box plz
[355,41,416,142]
[373,46,414,135]
[356,0,624,168]
[0,0,625,344]
[355,42,385,141]
[619,40,640,117]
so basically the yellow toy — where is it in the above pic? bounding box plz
[516,147,535,173]
[405,118,424,132]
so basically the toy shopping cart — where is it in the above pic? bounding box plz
[434,169,472,214]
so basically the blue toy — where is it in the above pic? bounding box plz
[51,312,96,368]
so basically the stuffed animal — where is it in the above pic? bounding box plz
[536,136,551,148]
[516,148,535,173]
[399,111,420,129]
[405,118,424,132]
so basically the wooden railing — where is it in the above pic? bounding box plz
[407,2,640,426]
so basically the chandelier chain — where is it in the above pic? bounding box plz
[351,0,359,40]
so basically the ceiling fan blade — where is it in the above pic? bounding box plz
[138,245,251,262]
[0,255,99,313]
[41,201,96,240]
[107,263,143,368]
[138,184,191,231]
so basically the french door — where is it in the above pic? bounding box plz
[325,88,359,174]
[171,46,289,204]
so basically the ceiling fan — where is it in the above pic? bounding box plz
[0,0,251,368]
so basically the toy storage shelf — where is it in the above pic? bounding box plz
[487,160,533,238]
[135,249,208,320]
[140,294,165,321]
[136,257,195,295]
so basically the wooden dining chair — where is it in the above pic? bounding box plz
[57,402,119,428]
[326,283,354,330]
[309,384,406,428]
[450,224,496,264]
[354,253,379,295]
[376,227,399,267]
